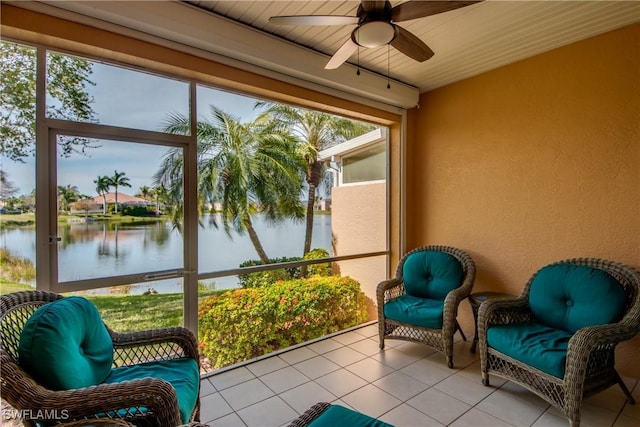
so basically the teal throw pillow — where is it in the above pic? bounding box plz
[18,296,114,390]
[402,250,464,300]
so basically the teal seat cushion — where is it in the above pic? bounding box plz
[383,295,444,329]
[104,358,199,424]
[402,251,464,300]
[487,322,572,378]
[309,404,393,427]
[529,264,627,333]
[18,297,113,390]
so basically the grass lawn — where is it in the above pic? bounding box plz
[0,281,222,332]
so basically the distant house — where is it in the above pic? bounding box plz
[86,192,155,213]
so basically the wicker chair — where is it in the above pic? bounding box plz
[0,290,201,427]
[479,258,640,427]
[377,245,476,368]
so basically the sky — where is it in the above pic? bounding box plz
[3,59,264,197]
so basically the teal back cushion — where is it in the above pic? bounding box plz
[402,251,464,300]
[18,297,114,390]
[529,264,627,333]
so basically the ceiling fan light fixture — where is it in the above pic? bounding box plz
[353,21,396,48]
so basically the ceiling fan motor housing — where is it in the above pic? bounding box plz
[352,1,397,48]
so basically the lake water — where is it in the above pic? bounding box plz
[1,213,332,294]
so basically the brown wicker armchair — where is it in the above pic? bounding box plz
[0,290,201,427]
[377,245,476,368]
[479,258,640,427]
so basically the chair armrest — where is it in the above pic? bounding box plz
[376,278,404,306]
[110,327,199,367]
[478,297,533,335]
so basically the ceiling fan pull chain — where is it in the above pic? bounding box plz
[387,44,391,89]
[357,45,361,76]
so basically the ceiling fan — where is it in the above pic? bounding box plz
[269,1,483,70]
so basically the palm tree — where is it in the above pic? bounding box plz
[137,185,151,201]
[108,170,131,214]
[93,175,110,214]
[156,107,304,263]
[255,102,374,257]
[57,184,81,213]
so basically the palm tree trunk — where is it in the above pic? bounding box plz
[101,193,107,214]
[303,183,316,256]
[114,185,119,214]
[243,214,270,264]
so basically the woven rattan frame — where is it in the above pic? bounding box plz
[0,290,201,427]
[478,258,640,427]
[377,245,476,368]
[287,402,331,427]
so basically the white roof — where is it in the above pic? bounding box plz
[318,128,386,162]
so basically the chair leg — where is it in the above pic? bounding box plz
[481,372,490,386]
[455,321,467,341]
[615,371,636,404]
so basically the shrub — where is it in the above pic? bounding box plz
[303,248,332,277]
[238,256,301,288]
[238,249,332,288]
[198,275,368,369]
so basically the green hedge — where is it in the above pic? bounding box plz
[237,249,332,288]
[198,275,368,369]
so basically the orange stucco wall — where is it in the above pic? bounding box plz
[407,23,640,377]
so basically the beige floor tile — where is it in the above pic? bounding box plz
[306,338,343,354]
[278,346,317,365]
[332,330,368,345]
[314,368,368,397]
[219,378,275,411]
[236,396,298,427]
[207,366,255,391]
[531,410,569,427]
[199,392,234,423]
[373,370,431,401]
[497,381,551,409]
[372,347,425,370]
[206,412,246,427]
[392,341,438,359]
[614,414,640,427]
[278,381,336,414]
[346,357,396,383]
[399,358,454,386]
[434,373,497,406]
[293,355,340,379]
[246,356,288,377]
[407,388,472,425]
[475,389,548,426]
[322,346,367,367]
[350,337,385,356]
[341,384,402,418]
[353,323,379,338]
[450,408,514,427]
[199,377,216,396]
[260,366,310,394]
[378,402,444,427]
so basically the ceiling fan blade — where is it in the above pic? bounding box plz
[390,26,434,62]
[269,15,359,26]
[392,1,483,22]
[325,38,358,70]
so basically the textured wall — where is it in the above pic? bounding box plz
[332,183,387,306]
[407,23,640,377]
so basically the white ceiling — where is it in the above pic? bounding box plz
[10,1,640,109]
[184,0,640,92]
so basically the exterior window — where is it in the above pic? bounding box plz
[343,141,386,184]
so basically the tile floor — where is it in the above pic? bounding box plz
[199,323,640,427]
